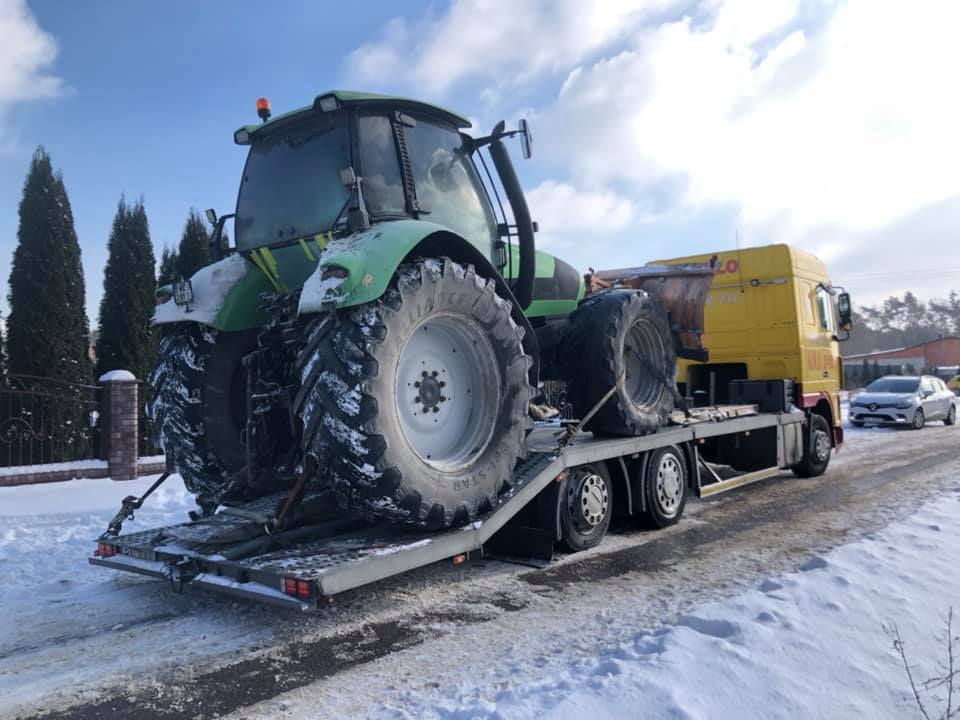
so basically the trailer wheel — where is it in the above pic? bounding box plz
[640,446,687,529]
[147,325,256,512]
[563,290,675,437]
[791,413,832,478]
[296,258,534,529]
[559,464,613,552]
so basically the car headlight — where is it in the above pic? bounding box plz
[896,399,914,409]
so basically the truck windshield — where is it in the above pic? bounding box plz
[235,114,351,250]
[866,378,919,393]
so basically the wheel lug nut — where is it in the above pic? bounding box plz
[439,381,446,388]
[414,396,421,403]
[422,371,428,377]
[422,406,430,413]
[431,371,438,377]
[414,381,421,388]
[440,395,446,402]
[432,406,439,413]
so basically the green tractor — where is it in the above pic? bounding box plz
[149,90,700,530]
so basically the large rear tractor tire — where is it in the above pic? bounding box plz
[147,325,255,513]
[296,258,534,529]
[563,290,676,437]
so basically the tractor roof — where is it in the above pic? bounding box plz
[234,90,471,144]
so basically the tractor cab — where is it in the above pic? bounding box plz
[216,91,545,312]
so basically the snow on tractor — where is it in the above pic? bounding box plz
[149,91,714,529]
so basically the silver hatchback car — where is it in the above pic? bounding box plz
[849,375,957,429]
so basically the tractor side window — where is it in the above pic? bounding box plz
[405,120,498,253]
[815,286,834,332]
[358,115,406,216]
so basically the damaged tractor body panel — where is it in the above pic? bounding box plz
[585,262,716,362]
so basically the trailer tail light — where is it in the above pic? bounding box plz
[282,577,314,600]
[95,542,117,558]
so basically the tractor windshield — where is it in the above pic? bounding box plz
[235,113,351,250]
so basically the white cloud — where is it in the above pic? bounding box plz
[0,0,61,103]
[542,0,960,235]
[346,0,681,96]
[347,0,960,300]
[527,180,635,237]
[0,0,61,147]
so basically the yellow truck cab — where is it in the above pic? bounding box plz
[656,244,850,450]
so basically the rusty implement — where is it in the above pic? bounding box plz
[585,261,716,362]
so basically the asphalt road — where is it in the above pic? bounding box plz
[16,417,960,720]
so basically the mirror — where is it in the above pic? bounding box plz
[837,291,852,331]
[519,118,533,159]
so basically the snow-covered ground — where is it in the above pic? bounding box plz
[0,474,286,713]
[240,484,960,720]
[2,409,958,718]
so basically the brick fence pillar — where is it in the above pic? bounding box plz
[99,370,139,481]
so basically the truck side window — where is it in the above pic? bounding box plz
[815,287,834,332]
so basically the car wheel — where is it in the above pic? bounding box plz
[912,408,925,430]
[945,404,956,426]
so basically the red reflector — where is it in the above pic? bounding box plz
[282,577,314,599]
[95,542,117,557]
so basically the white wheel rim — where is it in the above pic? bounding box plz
[395,313,500,471]
[623,318,667,409]
[655,453,683,517]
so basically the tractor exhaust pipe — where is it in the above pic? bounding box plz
[489,131,535,311]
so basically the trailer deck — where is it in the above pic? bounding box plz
[90,408,803,610]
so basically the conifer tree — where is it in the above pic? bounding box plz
[95,198,157,381]
[157,246,180,285]
[0,312,7,384]
[7,147,91,383]
[176,210,210,279]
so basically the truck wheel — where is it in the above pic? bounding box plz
[639,446,687,528]
[559,464,613,552]
[791,413,831,478]
[296,258,534,529]
[147,326,255,512]
[563,290,675,437]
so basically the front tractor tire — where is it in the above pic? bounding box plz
[564,290,676,437]
[296,259,534,529]
[147,326,255,512]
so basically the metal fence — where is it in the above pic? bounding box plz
[0,375,102,468]
[137,381,162,458]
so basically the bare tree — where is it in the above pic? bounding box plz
[886,607,959,719]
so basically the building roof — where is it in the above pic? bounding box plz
[844,335,960,360]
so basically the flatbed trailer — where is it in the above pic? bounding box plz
[90,407,805,611]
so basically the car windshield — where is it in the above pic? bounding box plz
[865,378,919,393]
[235,113,351,250]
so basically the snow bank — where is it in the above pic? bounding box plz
[0,474,196,608]
[0,459,108,478]
[400,490,960,719]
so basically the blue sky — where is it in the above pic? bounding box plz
[2,0,960,324]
